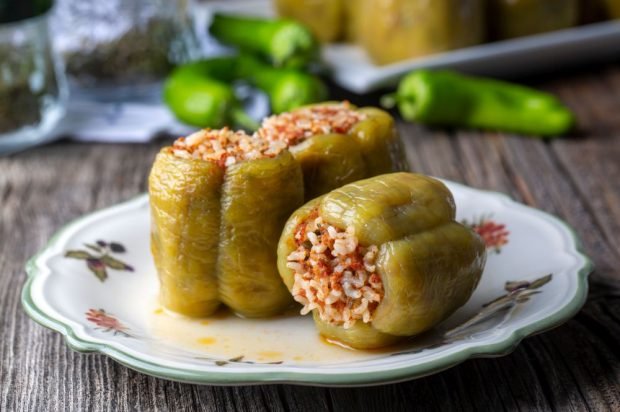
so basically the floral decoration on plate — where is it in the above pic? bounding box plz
[463,215,510,253]
[85,308,131,337]
[65,240,133,281]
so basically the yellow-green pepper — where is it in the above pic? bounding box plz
[278,104,407,200]
[277,173,486,349]
[606,0,620,17]
[355,0,485,65]
[488,0,578,40]
[274,0,345,43]
[150,148,303,318]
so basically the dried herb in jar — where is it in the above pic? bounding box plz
[0,44,56,133]
[64,18,178,87]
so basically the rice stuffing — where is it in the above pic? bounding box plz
[255,101,367,147]
[171,102,366,168]
[287,209,384,329]
[170,127,286,168]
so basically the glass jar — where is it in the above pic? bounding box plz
[51,0,200,102]
[0,1,67,154]
[488,0,579,40]
[356,0,485,66]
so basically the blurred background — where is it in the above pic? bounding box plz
[1,0,620,154]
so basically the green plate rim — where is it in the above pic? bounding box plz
[21,181,593,387]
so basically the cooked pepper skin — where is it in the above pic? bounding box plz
[150,152,224,317]
[277,173,486,349]
[384,70,575,137]
[217,152,303,317]
[150,149,303,318]
[607,0,620,18]
[274,0,345,43]
[356,0,485,65]
[488,0,578,40]
[287,104,407,200]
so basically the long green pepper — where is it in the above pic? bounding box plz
[209,13,318,69]
[164,56,327,129]
[163,57,258,130]
[236,55,327,114]
[383,70,575,137]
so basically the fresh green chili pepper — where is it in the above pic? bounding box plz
[164,56,328,127]
[382,70,575,137]
[209,13,318,69]
[163,58,258,130]
[237,54,328,113]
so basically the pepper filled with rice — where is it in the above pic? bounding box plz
[149,128,304,318]
[277,173,486,349]
[255,101,407,200]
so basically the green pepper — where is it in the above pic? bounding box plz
[488,0,578,40]
[258,103,407,200]
[149,142,304,318]
[606,0,620,18]
[382,70,575,137]
[356,0,485,65]
[164,56,328,128]
[209,13,318,69]
[586,0,620,19]
[236,54,328,114]
[277,173,486,349]
[163,58,258,130]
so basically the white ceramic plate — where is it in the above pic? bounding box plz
[22,179,591,386]
[200,0,620,93]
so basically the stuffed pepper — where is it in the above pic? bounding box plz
[355,0,485,65]
[149,128,304,318]
[255,102,407,200]
[274,0,345,43]
[488,0,578,40]
[277,173,486,349]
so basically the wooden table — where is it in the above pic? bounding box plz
[1,63,619,411]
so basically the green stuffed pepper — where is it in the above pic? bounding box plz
[255,102,407,200]
[277,173,486,349]
[150,128,304,318]
[488,0,578,40]
[355,0,485,65]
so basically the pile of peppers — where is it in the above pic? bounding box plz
[164,14,327,129]
[165,10,575,138]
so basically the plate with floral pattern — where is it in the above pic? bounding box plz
[22,179,591,386]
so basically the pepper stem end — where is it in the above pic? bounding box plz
[380,93,398,109]
[231,108,260,132]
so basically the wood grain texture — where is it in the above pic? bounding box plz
[2,64,620,411]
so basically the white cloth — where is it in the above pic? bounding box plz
[56,100,192,143]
